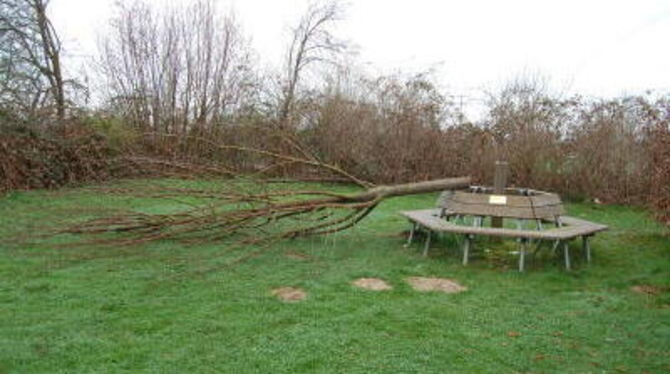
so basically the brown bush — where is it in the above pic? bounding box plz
[301,73,467,184]
[566,97,655,203]
[0,120,112,193]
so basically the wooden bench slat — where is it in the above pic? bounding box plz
[440,202,565,219]
[438,189,568,220]
[400,209,607,240]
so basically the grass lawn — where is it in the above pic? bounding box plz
[1,179,669,373]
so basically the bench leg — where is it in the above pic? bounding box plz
[552,217,563,254]
[423,230,432,257]
[515,219,523,243]
[530,220,543,247]
[462,235,471,265]
[552,240,561,254]
[405,222,417,247]
[519,240,526,272]
[563,241,571,271]
[583,235,591,264]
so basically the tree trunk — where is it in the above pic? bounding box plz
[33,0,65,120]
[349,177,471,202]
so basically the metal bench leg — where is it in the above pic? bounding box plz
[552,216,563,254]
[516,219,523,243]
[552,240,560,254]
[405,222,417,246]
[583,235,591,264]
[563,241,571,271]
[423,230,432,257]
[462,235,471,265]
[519,239,526,272]
[530,220,543,248]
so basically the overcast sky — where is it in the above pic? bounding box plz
[50,0,670,113]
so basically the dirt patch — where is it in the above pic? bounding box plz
[406,277,467,294]
[631,285,665,296]
[284,251,311,261]
[351,277,393,291]
[271,287,307,302]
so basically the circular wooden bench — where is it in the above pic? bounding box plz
[400,190,608,271]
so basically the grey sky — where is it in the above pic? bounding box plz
[51,0,670,112]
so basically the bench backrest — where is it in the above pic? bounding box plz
[435,188,565,220]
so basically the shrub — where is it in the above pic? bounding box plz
[0,118,112,193]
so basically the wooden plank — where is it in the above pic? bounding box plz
[399,209,608,240]
[559,216,608,230]
[442,201,564,219]
[445,192,564,208]
[439,188,566,219]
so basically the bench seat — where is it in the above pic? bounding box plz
[400,208,608,271]
[400,209,607,240]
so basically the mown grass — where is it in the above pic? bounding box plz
[1,179,669,373]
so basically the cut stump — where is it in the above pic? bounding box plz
[284,251,311,261]
[406,277,467,294]
[272,287,307,302]
[631,285,664,296]
[351,278,393,291]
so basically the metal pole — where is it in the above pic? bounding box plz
[462,235,471,265]
[423,231,432,257]
[405,222,416,247]
[563,242,571,271]
[519,239,526,272]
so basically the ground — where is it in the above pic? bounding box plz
[0,179,669,373]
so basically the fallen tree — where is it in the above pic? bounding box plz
[45,126,470,247]
[61,177,470,246]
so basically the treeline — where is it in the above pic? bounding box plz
[0,0,668,224]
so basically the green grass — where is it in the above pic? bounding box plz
[1,179,669,373]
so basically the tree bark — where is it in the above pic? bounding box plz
[347,177,471,202]
[33,0,65,120]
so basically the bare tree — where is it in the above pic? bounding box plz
[277,0,345,128]
[99,0,257,135]
[0,0,66,119]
